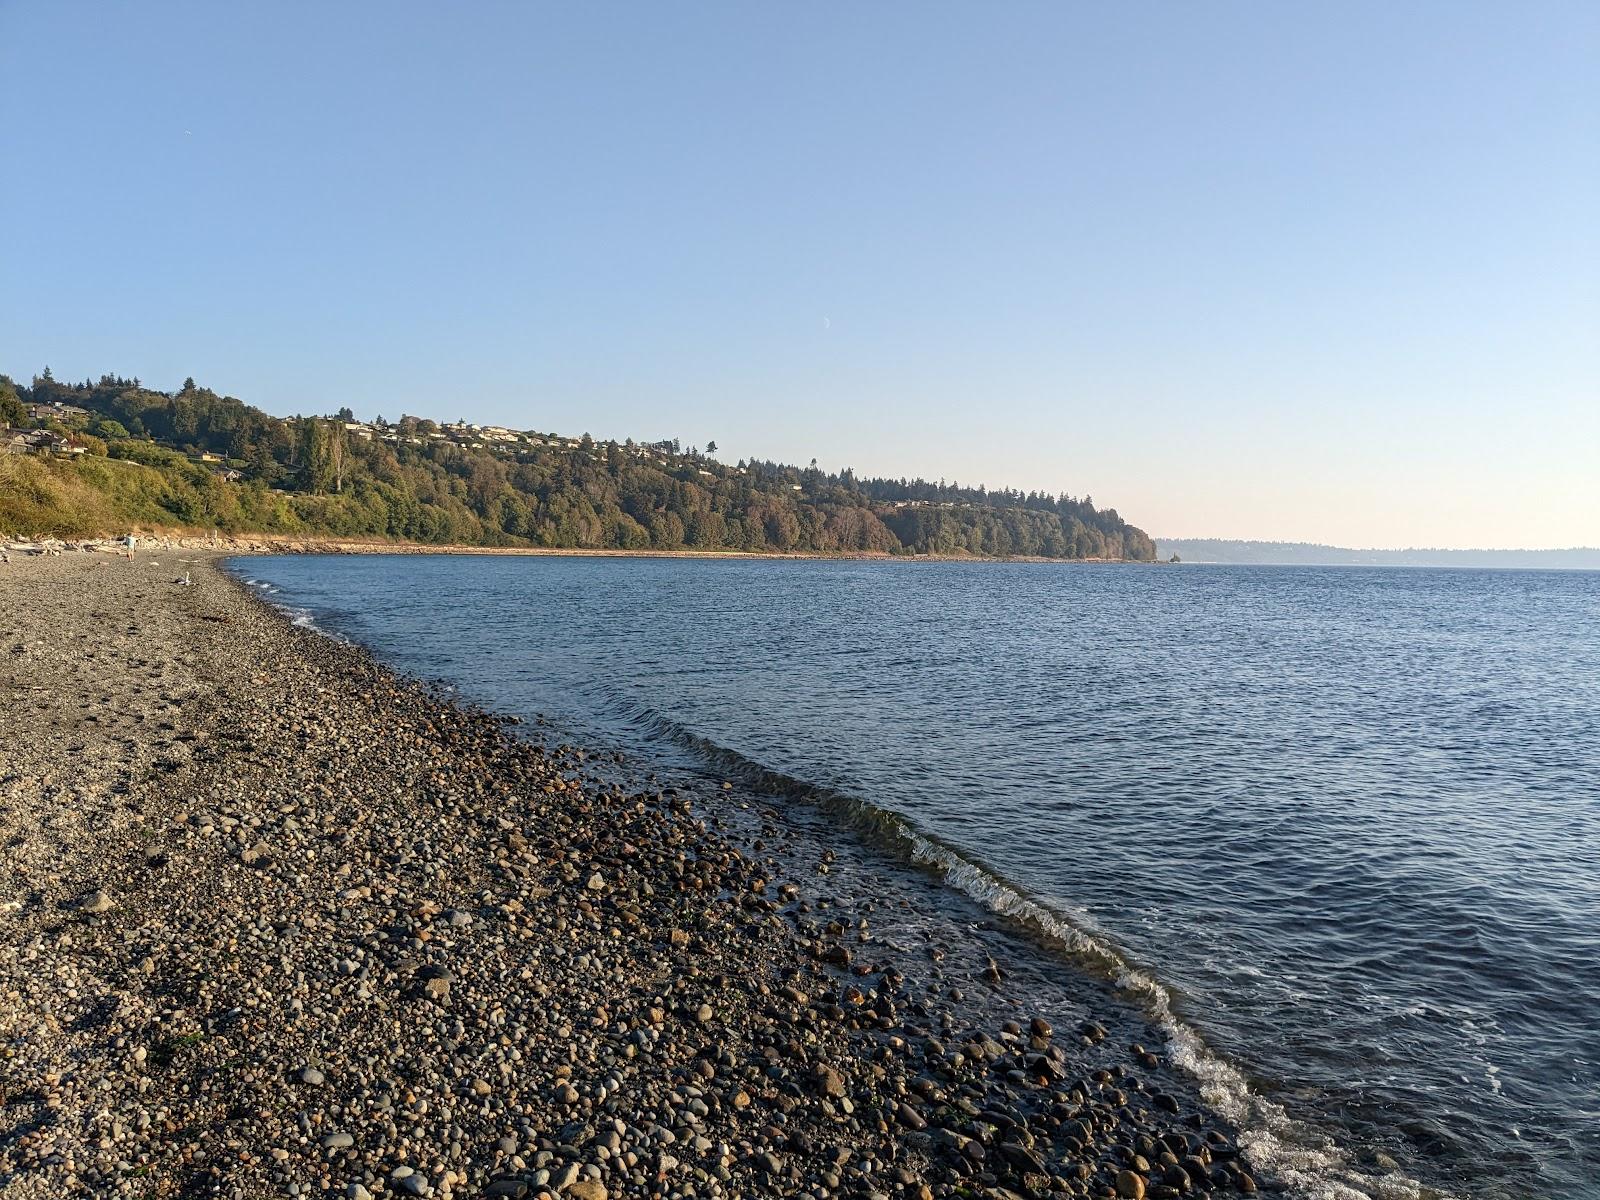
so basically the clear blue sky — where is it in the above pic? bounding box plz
[3,2,1595,548]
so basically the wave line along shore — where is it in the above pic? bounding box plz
[1,548,1266,1200]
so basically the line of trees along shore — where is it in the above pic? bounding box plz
[1,369,1156,560]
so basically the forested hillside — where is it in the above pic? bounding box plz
[1,369,1155,559]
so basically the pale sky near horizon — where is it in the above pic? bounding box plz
[3,2,1596,549]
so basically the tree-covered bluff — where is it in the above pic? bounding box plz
[1,370,1155,559]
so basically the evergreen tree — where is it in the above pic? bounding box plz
[0,376,25,427]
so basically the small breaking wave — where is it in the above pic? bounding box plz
[231,570,349,643]
[596,687,1451,1200]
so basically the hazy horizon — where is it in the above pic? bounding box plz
[1154,535,1600,554]
[3,2,1595,551]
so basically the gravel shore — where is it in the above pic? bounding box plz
[0,551,1269,1200]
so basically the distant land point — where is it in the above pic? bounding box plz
[1156,538,1600,570]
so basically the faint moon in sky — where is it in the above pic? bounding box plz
[822,316,831,329]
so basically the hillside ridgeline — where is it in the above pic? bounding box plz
[0,371,1154,559]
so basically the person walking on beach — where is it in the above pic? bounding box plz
[124,533,136,560]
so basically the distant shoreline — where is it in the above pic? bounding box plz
[4,531,1147,564]
[14,532,1596,569]
[1155,537,1600,570]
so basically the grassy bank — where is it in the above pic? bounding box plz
[0,451,318,541]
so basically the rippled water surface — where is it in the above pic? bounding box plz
[236,556,1600,1199]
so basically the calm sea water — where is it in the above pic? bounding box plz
[235,556,1600,1200]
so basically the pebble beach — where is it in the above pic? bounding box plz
[0,550,1270,1200]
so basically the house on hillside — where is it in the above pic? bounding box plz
[27,402,89,423]
[199,451,224,463]
[14,430,79,456]
[3,429,32,455]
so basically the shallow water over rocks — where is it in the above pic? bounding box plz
[237,555,1600,1200]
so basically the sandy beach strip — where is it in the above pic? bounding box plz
[0,550,1263,1200]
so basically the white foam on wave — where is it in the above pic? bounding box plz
[239,576,349,644]
[287,607,350,643]
[897,827,1456,1200]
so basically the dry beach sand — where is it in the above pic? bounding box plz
[0,550,1266,1200]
